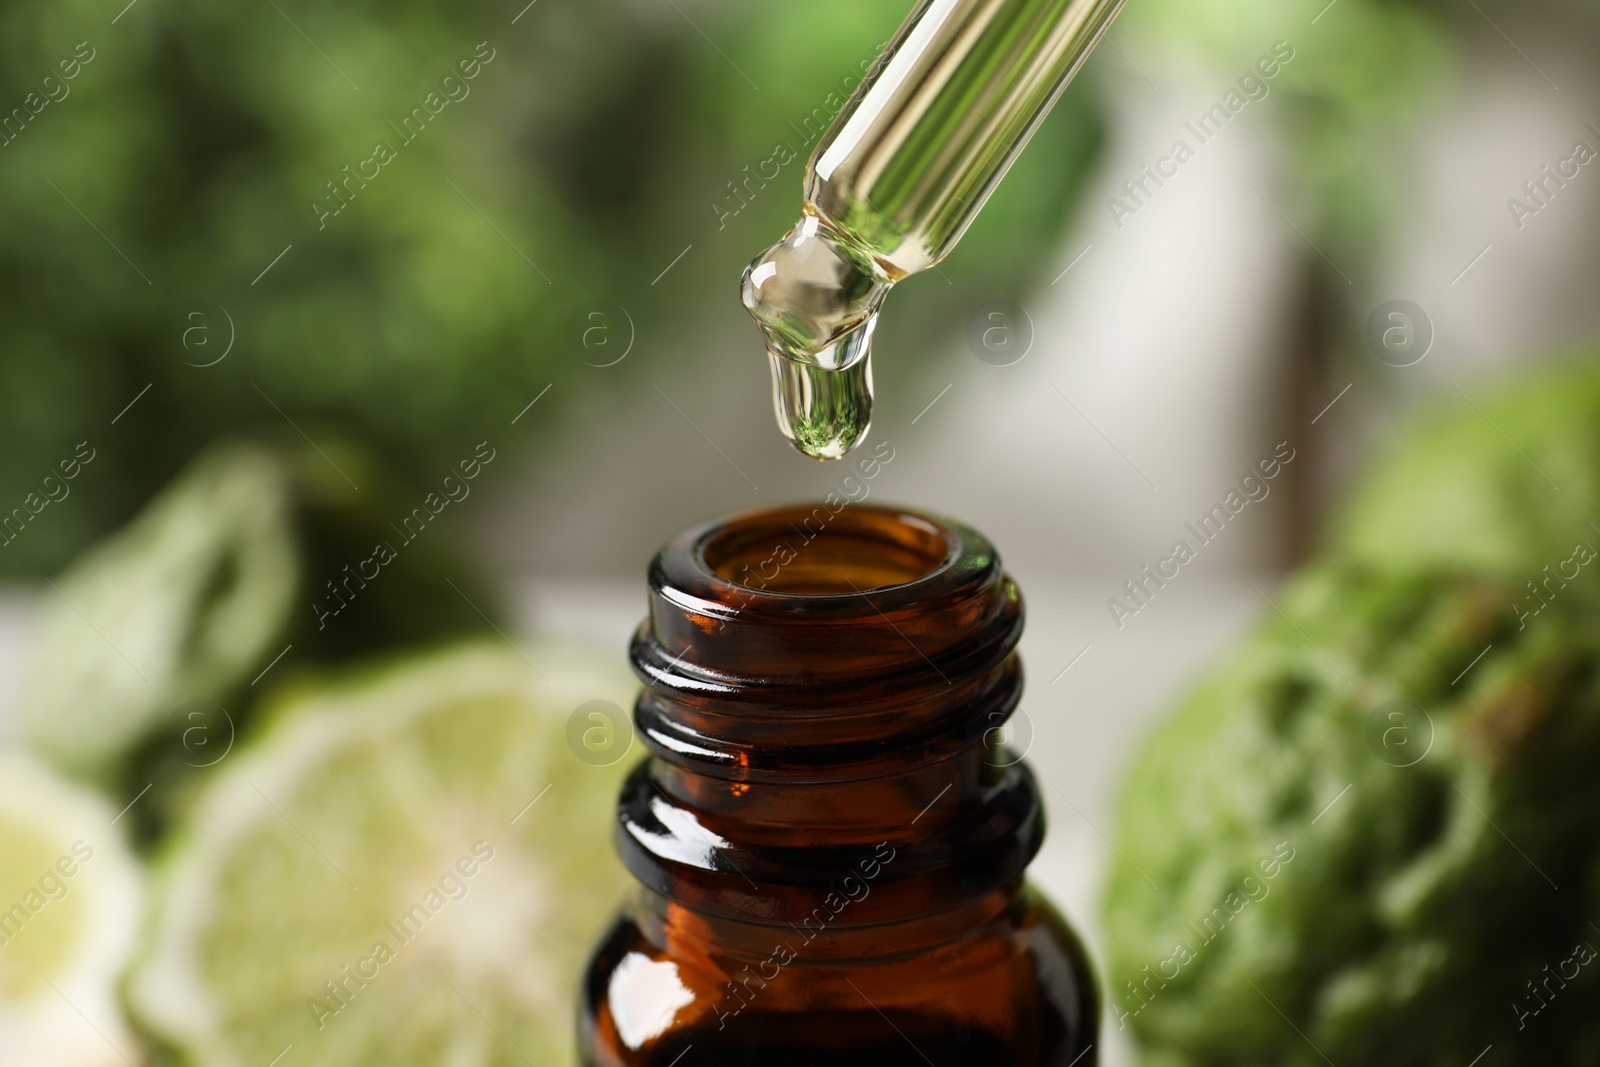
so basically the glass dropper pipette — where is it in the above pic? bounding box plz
[742,0,1128,459]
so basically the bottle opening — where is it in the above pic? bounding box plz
[699,506,952,596]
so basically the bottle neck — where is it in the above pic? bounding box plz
[635,880,1026,967]
[618,504,1042,934]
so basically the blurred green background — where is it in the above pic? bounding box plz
[0,0,1108,573]
[4,0,1600,1064]
[0,0,1471,575]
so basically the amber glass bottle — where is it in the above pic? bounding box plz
[578,503,1098,1065]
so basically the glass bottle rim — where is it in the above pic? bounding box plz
[663,503,985,612]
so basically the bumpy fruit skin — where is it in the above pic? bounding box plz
[1105,566,1600,1066]
[1107,362,1600,1065]
[1330,361,1600,576]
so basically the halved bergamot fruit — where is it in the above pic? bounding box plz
[0,749,143,1065]
[129,641,638,1066]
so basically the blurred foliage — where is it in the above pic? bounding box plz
[0,0,1105,576]
[20,435,496,842]
[1108,359,1600,1064]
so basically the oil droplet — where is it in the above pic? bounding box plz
[767,324,874,460]
[741,213,892,369]
[743,214,892,459]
